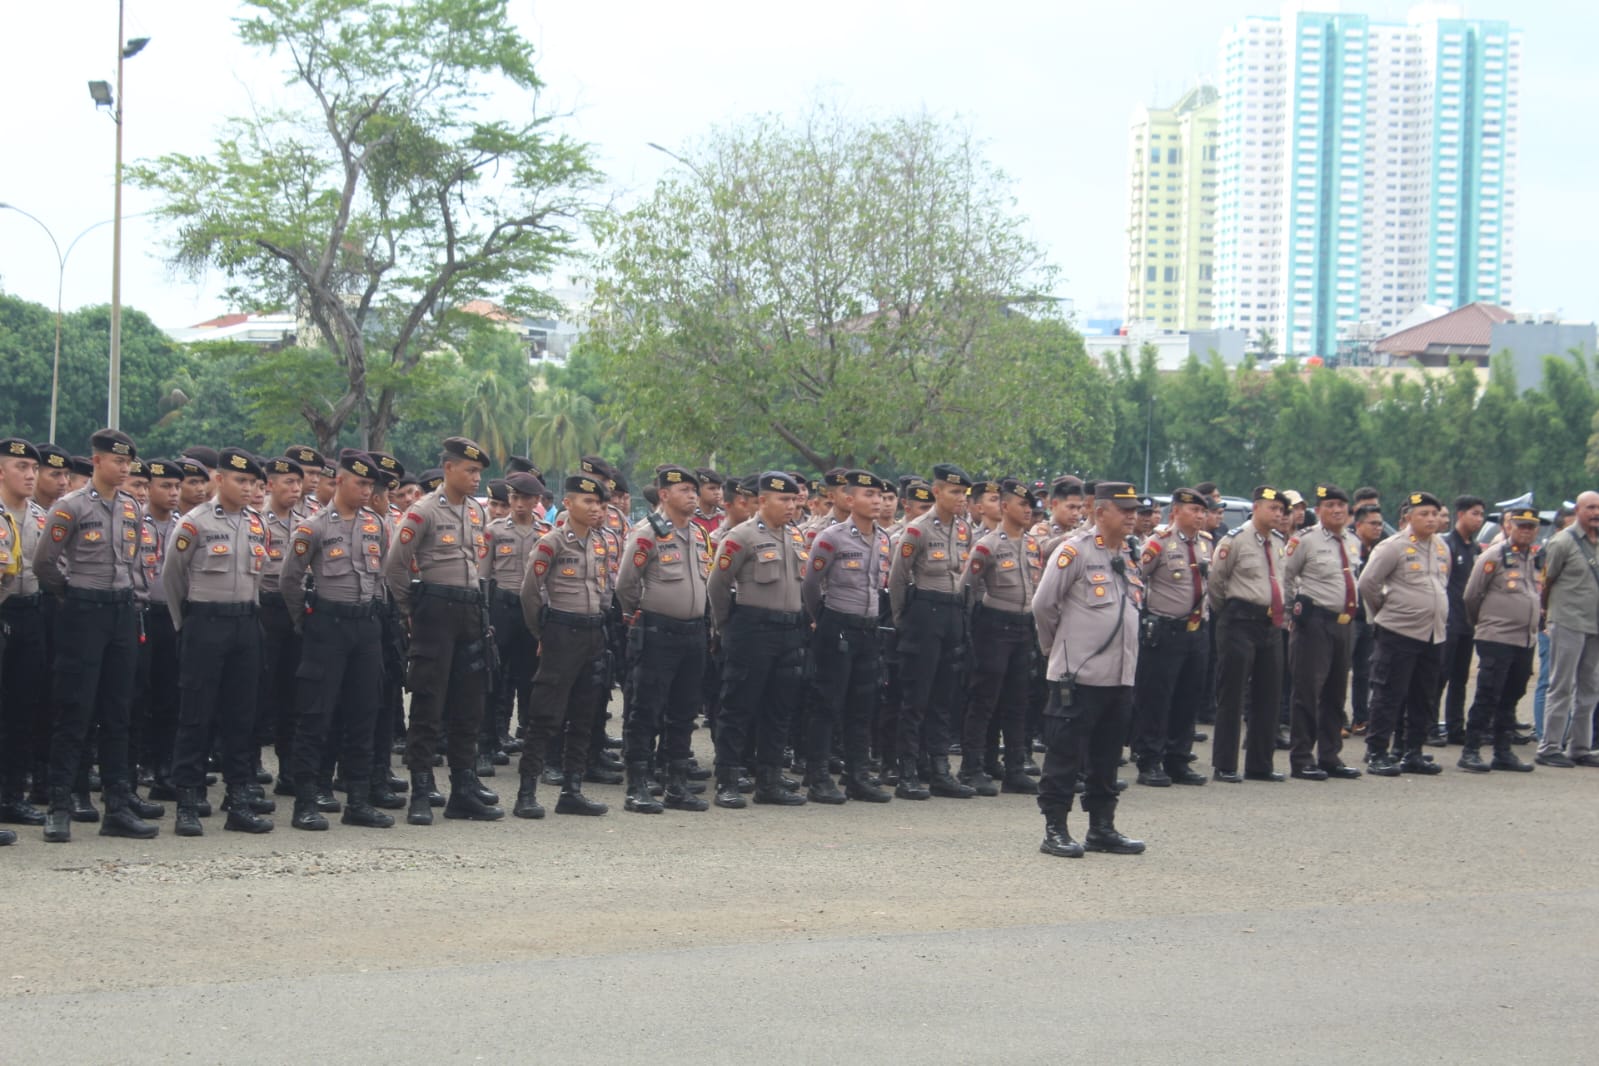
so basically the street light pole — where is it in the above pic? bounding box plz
[107,0,128,430]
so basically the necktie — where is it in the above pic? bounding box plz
[1262,534,1284,627]
[1333,535,1357,620]
[1185,536,1204,625]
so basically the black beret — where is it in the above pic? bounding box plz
[218,447,266,480]
[931,463,971,487]
[1171,487,1205,507]
[693,467,722,486]
[1095,481,1141,509]
[1407,491,1443,509]
[844,469,889,492]
[657,465,698,489]
[1253,485,1282,503]
[369,452,404,479]
[175,458,209,480]
[999,478,1036,504]
[377,469,400,492]
[0,438,41,463]
[399,471,421,488]
[486,478,510,503]
[757,471,800,495]
[37,444,70,470]
[265,456,304,478]
[181,445,218,469]
[1314,483,1349,504]
[734,475,760,497]
[823,468,849,488]
[419,468,444,493]
[442,437,487,465]
[144,459,179,480]
[89,429,136,459]
[579,455,614,477]
[565,474,610,501]
[506,472,546,497]
[70,455,95,477]
[807,477,824,493]
[127,459,148,478]
[906,481,934,504]
[285,445,324,469]
[505,455,541,477]
[334,450,375,480]
[968,478,1002,496]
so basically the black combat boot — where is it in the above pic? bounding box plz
[1084,810,1145,854]
[1491,733,1534,772]
[174,787,204,837]
[554,772,607,816]
[805,767,846,805]
[252,755,274,785]
[753,765,806,806]
[624,762,664,814]
[1457,734,1490,773]
[583,753,623,786]
[291,780,329,831]
[408,770,435,825]
[513,765,546,819]
[69,790,100,824]
[273,764,298,797]
[1040,816,1084,858]
[127,785,166,820]
[475,742,496,779]
[714,765,747,809]
[444,768,504,821]
[223,784,274,833]
[0,791,46,826]
[368,766,405,809]
[340,780,394,828]
[457,769,498,806]
[843,767,891,803]
[0,828,13,846]
[1001,767,1040,794]
[1399,748,1441,775]
[894,756,931,801]
[958,756,999,797]
[43,787,72,843]
[99,781,159,839]
[222,787,276,815]
[663,760,708,812]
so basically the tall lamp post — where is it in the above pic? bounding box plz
[90,0,149,431]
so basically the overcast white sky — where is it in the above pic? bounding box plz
[0,0,1592,330]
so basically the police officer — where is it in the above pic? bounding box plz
[1357,491,1450,777]
[1032,482,1146,859]
[257,456,305,793]
[515,475,613,819]
[163,447,274,836]
[134,459,183,802]
[888,463,977,799]
[32,430,158,842]
[958,477,1044,796]
[1348,503,1387,734]
[803,470,894,804]
[1209,485,1289,783]
[384,437,502,824]
[481,470,548,768]
[1435,495,1486,745]
[1130,487,1212,788]
[279,450,395,829]
[0,439,48,829]
[616,466,713,814]
[1457,506,1540,773]
[1283,484,1364,780]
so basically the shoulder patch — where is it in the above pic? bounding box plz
[1145,539,1163,555]
[973,543,991,556]
[901,541,915,558]
[816,538,833,553]
[906,526,922,538]
[405,511,424,524]
[1057,544,1077,568]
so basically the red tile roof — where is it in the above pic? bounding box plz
[1374,302,1513,355]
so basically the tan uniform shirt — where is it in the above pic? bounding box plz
[802,519,891,620]
[961,527,1042,613]
[1032,531,1143,687]
[0,497,45,599]
[383,490,488,616]
[480,515,548,589]
[1357,531,1449,643]
[140,512,178,605]
[1208,524,1286,621]
[888,510,973,623]
[162,502,268,628]
[1463,541,1541,649]
[616,520,711,621]
[34,485,144,595]
[1138,527,1211,622]
[708,516,807,629]
[257,507,298,596]
[280,505,388,621]
[521,524,610,638]
[1284,524,1361,618]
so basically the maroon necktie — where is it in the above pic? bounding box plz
[1263,535,1284,627]
[1333,535,1357,619]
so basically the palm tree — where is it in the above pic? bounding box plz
[526,386,603,477]
[461,369,523,466]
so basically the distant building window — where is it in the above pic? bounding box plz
[1167,148,1180,164]
[1147,266,1157,282]
[1164,267,1179,283]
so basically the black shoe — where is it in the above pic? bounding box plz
[223,786,274,833]
[555,774,608,816]
[311,789,339,814]
[1366,751,1401,777]
[663,761,709,812]
[253,759,274,785]
[1192,731,1209,743]
[714,767,748,809]
[583,764,624,786]
[1212,769,1243,784]
[339,783,394,828]
[126,789,165,820]
[806,772,847,806]
[1573,753,1599,768]
[273,775,298,797]
[685,759,713,781]
[539,765,565,787]
[1167,765,1208,786]
[0,828,14,845]
[174,788,203,837]
[1001,769,1040,794]
[491,749,510,766]
[0,798,47,826]
[291,793,330,831]
[513,781,546,819]
[1040,820,1084,858]
[474,751,496,778]
[1244,769,1285,782]
[1319,763,1362,779]
[595,748,624,771]
[1290,764,1329,781]
[148,780,178,802]
[603,733,623,750]
[1111,778,1128,792]
[959,769,1000,797]
[70,791,100,824]
[1274,731,1291,751]
[1022,756,1042,777]
[894,758,931,801]
[408,771,435,825]
[99,784,159,839]
[43,788,73,842]
[844,769,891,803]
[1085,819,1145,855]
[444,769,504,821]
[222,790,277,815]
[753,766,807,806]
[624,762,664,814]
[1399,750,1442,775]
[369,779,405,809]
[1457,748,1490,773]
[1136,766,1172,788]
[1490,748,1534,773]
[1425,726,1449,748]
[1534,752,1575,768]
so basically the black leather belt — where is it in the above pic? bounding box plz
[258,591,287,607]
[640,611,706,635]
[312,599,383,620]
[1296,601,1354,625]
[734,606,804,627]
[1223,600,1274,624]
[545,608,606,629]
[975,604,1032,626]
[416,583,483,605]
[187,601,258,617]
[1,593,43,609]
[494,589,522,608]
[821,608,878,630]
[65,587,134,605]
[915,589,961,605]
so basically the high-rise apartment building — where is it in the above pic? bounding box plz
[1213,2,1519,356]
[1125,85,1220,331]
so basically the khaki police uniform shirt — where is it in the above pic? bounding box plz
[1284,523,1362,617]
[1356,530,1449,643]
[802,519,890,620]
[34,485,143,595]
[0,497,45,600]
[888,510,973,623]
[257,507,297,596]
[383,490,488,616]
[1138,527,1211,622]
[1032,530,1143,687]
[280,505,388,622]
[1208,524,1286,619]
[480,515,548,590]
[708,516,807,630]
[616,520,711,621]
[140,511,178,605]
[1463,541,1541,649]
[521,524,610,638]
[960,528,1042,613]
[161,502,268,628]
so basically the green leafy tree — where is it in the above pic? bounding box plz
[129,0,599,452]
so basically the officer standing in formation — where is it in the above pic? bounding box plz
[1457,505,1540,773]
[481,470,549,768]
[0,439,48,833]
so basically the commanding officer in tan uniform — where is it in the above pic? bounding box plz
[163,447,273,836]
[1032,482,1146,859]
[708,472,813,808]
[1208,485,1290,783]
[516,475,613,819]
[1282,484,1364,780]
[33,429,158,843]
[959,478,1043,797]
[383,436,502,825]
[616,466,712,815]
[279,450,395,830]
[889,463,977,800]
[481,471,548,765]
[1357,491,1450,777]
[1130,487,1212,788]
[803,470,895,804]
[1457,506,1540,773]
